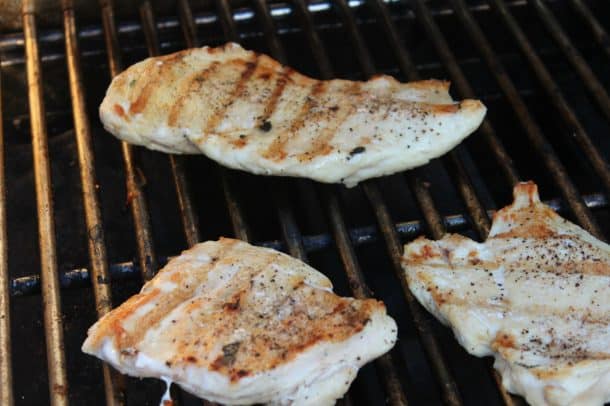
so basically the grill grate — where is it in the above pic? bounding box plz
[0,0,609,405]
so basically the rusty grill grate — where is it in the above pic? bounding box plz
[0,0,609,404]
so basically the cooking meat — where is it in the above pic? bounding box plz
[82,238,397,405]
[99,42,486,187]
[402,182,610,406]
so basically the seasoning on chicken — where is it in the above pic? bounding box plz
[82,238,397,405]
[402,182,610,406]
[99,42,486,187]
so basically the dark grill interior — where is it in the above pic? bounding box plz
[0,0,609,404]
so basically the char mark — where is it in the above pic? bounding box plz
[259,67,294,124]
[263,80,326,161]
[203,56,261,134]
[167,61,222,127]
[130,54,187,115]
[297,82,361,161]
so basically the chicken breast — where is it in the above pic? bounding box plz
[402,182,610,406]
[82,238,397,405]
[99,42,486,187]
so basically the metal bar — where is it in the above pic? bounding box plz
[170,156,201,246]
[252,0,287,62]
[412,0,603,239]
[214,0,240,42]
[530,0,610,122]
[0,50,13,406]
[61,1,125,404]
[177,0,199,49]
[442,154,491,236]
[8,190,608,297]
[332,0,375,75]
[319,1,463,404]
[407,176,445,240]
[99,0,158,281]
[275,191,309,261]
[221,171,251,242]
[488,0,610,197]
[139,1,201,248]
[291,0,338,76]
[568,0,610,60]
[22,3,69,405]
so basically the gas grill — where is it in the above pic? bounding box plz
[0,0,609,404]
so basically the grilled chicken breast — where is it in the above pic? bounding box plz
[99,42,486,187]
[82,238,397,405]
[402,182,610,406]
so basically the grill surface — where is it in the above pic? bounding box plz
[0,0,609,405]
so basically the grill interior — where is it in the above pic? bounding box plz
[1,0,609,404]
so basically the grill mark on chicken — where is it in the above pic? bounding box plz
[263,81,326,161]
[129,81,155,115]
[167,61,222,127]
[258,66,294,125]
[297,82,362,161]
[130,52,188,115]
[203,56,261,134]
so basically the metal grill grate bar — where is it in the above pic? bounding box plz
[215,0,240,42]
[222,172,252,241]
[22,4,69,404]
[0,49,13,406]
[488,0,610,198]
[530,0,610,122]
[252,0,287,63]
[61,1,125,404]
[177,0,200,51]
[568,0,610,60]
[99,0,159,282]
[275,190,309,261]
